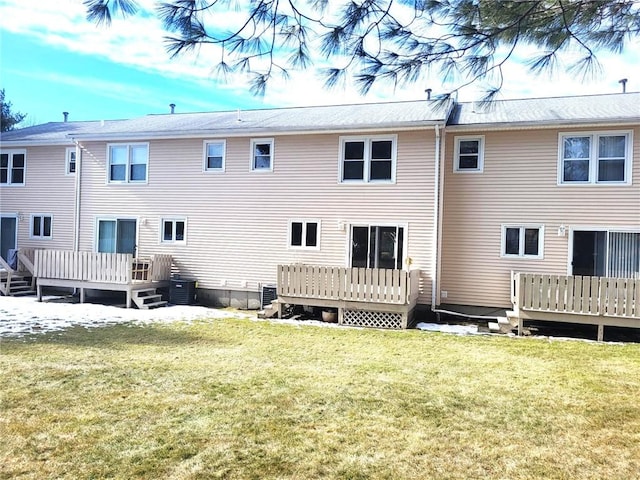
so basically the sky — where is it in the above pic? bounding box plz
[1,0,639,126]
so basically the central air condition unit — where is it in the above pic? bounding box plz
[261,284,277,308]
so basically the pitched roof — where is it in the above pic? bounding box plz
[449,92,640,128]
[0,100,452,144]
[1,93,637,145]
[0,120,127,145]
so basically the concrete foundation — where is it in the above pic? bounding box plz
[197,288,261,310]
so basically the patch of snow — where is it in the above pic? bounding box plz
[0,295,256,338]
[415,322,479,335]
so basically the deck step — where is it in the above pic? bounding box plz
[143,300,169,309]
[496,316,516,333]
[132,288,168,310]
[11,290,37,297]
[258,299,280,319]
[139,294,162,303]
[135,288,157,296]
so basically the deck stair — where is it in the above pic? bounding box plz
[132,288,168,310]
[0,272,37,297]
[258,299,280,319]
[488,311,520,334]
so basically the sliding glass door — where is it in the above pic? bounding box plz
[351,225,405,269]
[572,230,640,278]
[97,219,137,255]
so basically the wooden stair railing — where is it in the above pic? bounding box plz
[17,249,36,290]
[0,255,14,296]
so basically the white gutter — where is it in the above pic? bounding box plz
[67,123,444,143]
[431,124,441,308]
[73,141,81,252]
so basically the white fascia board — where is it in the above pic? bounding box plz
[0,139,76,147]
[446,119,639,132]
[69,121,448,141]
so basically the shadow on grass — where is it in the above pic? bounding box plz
[7,322,227,349]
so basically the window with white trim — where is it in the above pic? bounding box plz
[31,215,52,239]
[251,139,274,171]
[204,140,225,172]
[340,136,397,183]
[108,143,148,183]
[0,149,26,186]
[501,225,544,259]
[289,220,319,249]
[454,136,484,172]
[559,131,632,184]
[161,218,186,243]
[66,147,76,175]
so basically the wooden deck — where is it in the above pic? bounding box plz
[276,264,421,329]
[33,249,172,308]
[512,272,640,341]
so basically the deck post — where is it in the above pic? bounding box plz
[518,317,523,337]
[37,283,42,302]
[126,290,132,309]
[276,301,283,319]
[80,288,85,304]
[597,324,604,342]
[338,307,344,325]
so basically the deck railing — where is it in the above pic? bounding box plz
[277,264,420,305]
[33,250,172,284]
[513,272,639,319]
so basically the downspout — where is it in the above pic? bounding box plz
[429,114,502,323]
[73,140,81,252]
[430,124,441,309]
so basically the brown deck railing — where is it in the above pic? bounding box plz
[33,250,172,284]
[277,264,420,305]
[513,272,639,319]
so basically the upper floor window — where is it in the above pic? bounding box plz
[454,136,484,172]
[0,149,26,186]
[66,147,76,175]
[251,138,274,171]
[559,131,632,185]
[161,218,186,244]
[340,136,397,183]
[501,225,544,259]
[204,140,225,172]
[31,215,52,239]
[289,220,319,249]
[108,143,148,183]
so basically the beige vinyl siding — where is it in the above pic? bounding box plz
[77,130,437,304]
[440,126,640,308]
[0,145,76,250]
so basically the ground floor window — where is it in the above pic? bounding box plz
[31,215,52,239]
[97,218,137,255]
[573,230,640,278]
[161,218,186,243]
[350,225,405,269]
[289,220,319,249]
[501,225,544,259]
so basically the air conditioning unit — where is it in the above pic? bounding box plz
[261,284,277,308]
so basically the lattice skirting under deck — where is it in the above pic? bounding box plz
[342,309,404,329]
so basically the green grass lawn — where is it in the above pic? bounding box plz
[2,318,640,479]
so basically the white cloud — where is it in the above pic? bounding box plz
[1,0,638,110]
